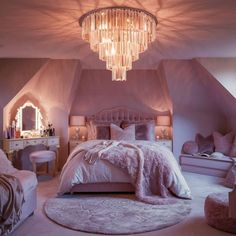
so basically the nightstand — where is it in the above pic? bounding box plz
[156,139,172,151]
[69,140,86,154]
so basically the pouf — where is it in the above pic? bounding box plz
[29,150,56,176]
[204,192,236,234]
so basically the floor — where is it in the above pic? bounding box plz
[11,172,233,236]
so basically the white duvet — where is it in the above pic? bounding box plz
[59,140,191,204]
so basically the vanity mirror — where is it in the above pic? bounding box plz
[15,101,43,136]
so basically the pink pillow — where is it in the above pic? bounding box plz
[213,131,234,155]
[110,124,135,141]
[95,125,110,140]
[195,133,214,154]
[121,121,155,141]
[182,141,198,155]
[229,136,236,157]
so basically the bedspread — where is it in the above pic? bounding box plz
[59,140,191,204]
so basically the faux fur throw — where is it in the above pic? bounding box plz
[0,174,24,236]
[60,140,191,204]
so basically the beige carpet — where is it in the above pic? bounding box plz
[11,172,233,236]
[44,194,191,234]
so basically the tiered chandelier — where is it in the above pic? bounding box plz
[79,6,157,81]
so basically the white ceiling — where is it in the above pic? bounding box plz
[0,0,236,69]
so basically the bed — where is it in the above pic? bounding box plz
[59,107,191,204]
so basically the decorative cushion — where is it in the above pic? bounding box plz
[110,124,135,141]
[229,136,236,157]
[87,121,121,140]
[95,125,110,140]
[182,141,198,155]
[210,152,224,158]
[121,121,155,141]
[213,131,234,156]
[195,133,214,154]
[0,149,16,174]
[204,192,236,234]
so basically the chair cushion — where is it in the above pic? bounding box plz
[11,170,38,197]
[29,150,56,163]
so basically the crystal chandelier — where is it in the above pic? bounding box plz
[79,6,157,81]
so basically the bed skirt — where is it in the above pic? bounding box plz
[70,182,135,193]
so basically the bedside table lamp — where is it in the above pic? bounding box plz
[157,115,171,139]
[70,116,85,140]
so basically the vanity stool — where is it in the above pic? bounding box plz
[29,150,56,177]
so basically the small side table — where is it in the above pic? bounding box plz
[156,139,172,151]
[69,140,86,154]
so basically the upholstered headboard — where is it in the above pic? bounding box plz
[87,107,156,123]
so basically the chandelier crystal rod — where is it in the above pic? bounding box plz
[79,6,157,81]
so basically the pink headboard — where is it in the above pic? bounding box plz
[87,107,156,123]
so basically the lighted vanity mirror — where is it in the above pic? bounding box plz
[15,101,43,135]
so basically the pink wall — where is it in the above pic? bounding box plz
[0,59,47,141]
[70,69,172,116]
[162,60,227,157]
[4,59,82,167]
[197,58,236,132]
[1,58,235,166]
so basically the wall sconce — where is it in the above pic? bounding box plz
[157,115,171,139]
[69,116,85,140]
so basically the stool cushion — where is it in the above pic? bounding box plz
[204,192,236,234]
[29,150,56,163]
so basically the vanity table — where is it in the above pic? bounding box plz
[3,136,60,169]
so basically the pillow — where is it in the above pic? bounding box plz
[210,152,224,158]
[86,121,94,140]
[121,121,155,141]
[87,120,121,140]
[95,125,110,140]
[182,141,198,155]
[195,133,214,154]
[213,131,234,155]
[0,149,16,174]
[110,123,135,141]
[229,136,236,157]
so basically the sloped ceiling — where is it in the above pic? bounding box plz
[197,58,236,99]
[0,0,236,70]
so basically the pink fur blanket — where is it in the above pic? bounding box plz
[59,140,191,204]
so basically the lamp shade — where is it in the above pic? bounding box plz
[70,116,85,126]
[157,116,171,126]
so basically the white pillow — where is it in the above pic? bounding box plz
[210,152,224,158]
[110,124,135,141]
[0,149,16,174]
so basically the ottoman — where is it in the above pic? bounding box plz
[204,192,236,234]
[29,150,56,176]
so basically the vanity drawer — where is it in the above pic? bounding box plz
[24,139,47,147]
[10,140,24,150]
[47,137,59,146]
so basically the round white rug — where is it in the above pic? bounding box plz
[44,195,191,235]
